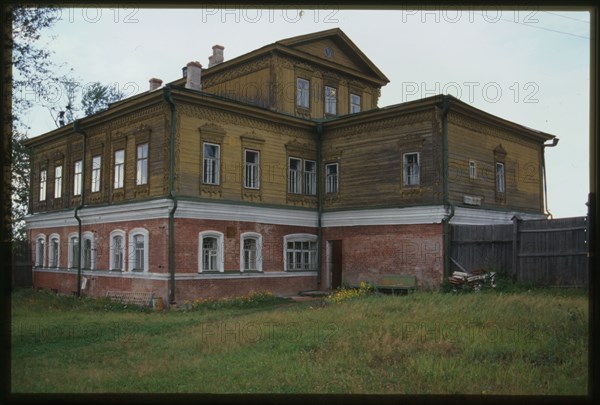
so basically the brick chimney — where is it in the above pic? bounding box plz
[208,45,224,68]
[185,61,202,91]
[149,77,163,91]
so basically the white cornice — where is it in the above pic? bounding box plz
[450,206,547,225]
[322,206,448,227]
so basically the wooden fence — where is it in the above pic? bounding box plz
[450,216,588,287]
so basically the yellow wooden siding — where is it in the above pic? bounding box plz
[293,38,366,74]
[202,68,271,108]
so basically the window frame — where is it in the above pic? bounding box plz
[288,157,302,194]
[496,162,506,194]
[304,160,317,196]
[198,231,224,273]
[296,77,310,109]
[73,160,82,196]
[244,149,260,189]
[81,231,96,270]
[91,155,102,193]
[39,169,47,202]
[202,142,221,185]
[114,149,125,189]
[109,230,126,271]
[136,143,149,186]
[54,165,62,199]
[403,152,420,187]
[67,233,79,269]
[350,93,361,114]
[324,85,337,115]
[35,234,46,267]
[469,160,477,179]
[127,228,149,272]
[240,232,262,272]
[325,162,339,194]
[283,234,318,271]
[48,233,60,268]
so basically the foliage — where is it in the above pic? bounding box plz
[80,82,126,117]
[325,281,375,304]
[183,291,287,311]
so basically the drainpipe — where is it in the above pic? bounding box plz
[73,120,87,297]
[163,86,178,305]
[440,96,455,278]
[316,122,324,287]
[541,138,559,219]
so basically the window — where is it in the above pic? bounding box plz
[69,235,79,269]
[284,234,317,271]
[199,231,224,272]
[39,169,47,201]
[110,231,125,271]
[469,160,477,179]
[35,235,46,267]
[114,149,124,189]
[128,228,149,272]
[304,160,316,195]
[136,143,148,185]
[240,233,262,272]
[91,156,101,192]
[48,234,60,268]
[54,166,62,198]
[203,143,220,185]
[496,162,505,193]
[244,150,260,189]
[403,153,420,186]
[325,163,338,193]
[350,93,361,113]
[81,232,95,270]
[288,157,302,194]
[297,78,309,108]
[73,161,82,196]
[325,86,337,115]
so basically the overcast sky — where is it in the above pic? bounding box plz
[18,6,591,218]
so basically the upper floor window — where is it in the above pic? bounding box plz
[288,157,302,194]
[203,143,220,185]
[297,78,309,108]
[469,160,477,179]
[114,149,125,189]
[350,93,361,113]
[325,86,337,115]
[136,143,148,185]
[496,162,505,193]
[91,156,101,193]
[199,231,224,272]
[73,161,82,196]
[54,166,62,199]
[39,169,47,201]
[325,163,338,193]
[304,160,316,196]
[244,150,260,189]
[403,153,420,186]
[240,232,262,272]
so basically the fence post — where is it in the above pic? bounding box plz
[511,215,521,282]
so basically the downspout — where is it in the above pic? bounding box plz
[316,122,324,287]
[440,96,455,278]
[163,86,178,305]
[541,138,559,219]
[73,120,87,297]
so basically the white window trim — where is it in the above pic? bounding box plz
[73,160,82,196]
[496,162,506,193]
[114,149,125,189]
[82,231,96,270]
[403,152,420,186]
[288,157,302,194]
[136,143,149,186]
[244,149,260,189]
[199,231,224,273]
[325,163,339,194]
[325,86,337,115]
[283,233,318,272]
[203,142,221,185]
[109,229,126,271]
[297,77,310,108]
[67,232,79,269]
[91,156,101,193]
[54,166,62,199]
[48,233,60,268]
[469,160,477,179]
[35,233,46,267]
[304,160,317,196]
[350,93,361,113]
[240,232,263,272]
[39,169,47,202]
[128,228,149,272]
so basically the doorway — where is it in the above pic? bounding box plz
[327,240,343,289]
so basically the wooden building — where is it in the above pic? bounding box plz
[24,28,557,304]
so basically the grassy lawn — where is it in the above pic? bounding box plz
[11,286,588,395]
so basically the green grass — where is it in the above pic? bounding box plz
[11,287,588,394]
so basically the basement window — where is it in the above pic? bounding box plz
[128,228,149,272]
[48,234,60,268]
[35,234,46,267]
[199,231,224,272]
[241,232,262,272]
[110,230,126,271]
[284,234,317,271]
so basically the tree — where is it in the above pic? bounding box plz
[81,82,126,117]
